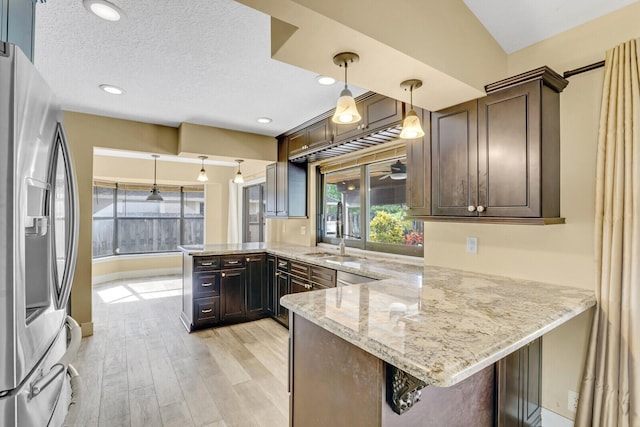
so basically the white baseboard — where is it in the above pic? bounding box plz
[542,408,574,427]
[92,267,181,285]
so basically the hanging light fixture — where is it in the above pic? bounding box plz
[146,154,163,201]
[399,79,425,139]
[331,52,362,124]
[234,159,245,184]
[197,156,209,182]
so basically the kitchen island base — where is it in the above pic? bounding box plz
[289,314,496,427]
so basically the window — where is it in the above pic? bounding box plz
[320,157,423,257]
[92,183,204,258]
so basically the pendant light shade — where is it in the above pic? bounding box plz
[331,52,361,125]
[234,159,244,184]
[399,79,425,140]
[197,155,208,182]
[147,154,163,201]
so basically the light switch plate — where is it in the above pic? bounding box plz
[466,237,478,254]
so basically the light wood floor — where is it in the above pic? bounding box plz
[71,276,289,427]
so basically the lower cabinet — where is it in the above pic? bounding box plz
[275,267,290,326]
[181,253,268,331]
[498,337,542,427]
[221,269,246,321]
[266,255,276,315]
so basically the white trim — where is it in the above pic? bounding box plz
[92,267,181,285]
[541,408,574,427]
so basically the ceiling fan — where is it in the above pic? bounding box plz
[379,160,407,180]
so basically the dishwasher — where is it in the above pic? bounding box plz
[336,271,378,286]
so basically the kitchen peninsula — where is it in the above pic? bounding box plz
[180,243,595,426]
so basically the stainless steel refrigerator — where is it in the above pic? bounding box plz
[0,42,82,426]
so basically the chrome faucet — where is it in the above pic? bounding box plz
[338,237,346,256]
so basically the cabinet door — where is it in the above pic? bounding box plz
[288,130,308,157]
[266,255,276,315]
[276,272,289,326]
[499,337,542,427]
[276,140,288,216]
[307,119,332,151]
[478,81,541,217]
[221,269,246,321]
[363,94,403,133]
[5,0,34,62]
[431,100,478,216]
[245,254,265,317]
[265,163,277,217]
[406,109,432,217]
[193,297,220,327]
[194,271,220,298]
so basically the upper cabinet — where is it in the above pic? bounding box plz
[287,93,405,163]
[406,108,432,217]
[409,66,568,224]
[1,0,36,62]
[265,137,307,218]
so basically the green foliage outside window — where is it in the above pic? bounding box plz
[369,211,405,243]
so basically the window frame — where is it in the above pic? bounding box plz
[91,182,205,258]
[318,159,423,258]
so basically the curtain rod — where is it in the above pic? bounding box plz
[563,60,605,78]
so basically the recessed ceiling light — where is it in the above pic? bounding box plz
[83,0,124,22]
[257,117,272,124]
[316,75,336,85]
[99,84,125,95]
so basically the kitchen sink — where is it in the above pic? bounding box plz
[301,252,334,258]
[324,255,363,264]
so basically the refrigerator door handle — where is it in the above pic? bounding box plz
[63,364,83,426]
[29,316,81,398]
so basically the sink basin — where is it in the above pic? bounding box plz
[324,255,362,264]
[301,252,334,258]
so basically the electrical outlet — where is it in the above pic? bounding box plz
[568,390,579,412]
[466,237,478,254]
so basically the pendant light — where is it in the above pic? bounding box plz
[331,52,362,125]
[399,79,425,139]
[233,159,245,184]
[146,155,163,201]
[197,156,209,182]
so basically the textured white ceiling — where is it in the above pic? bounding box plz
[464,0,640,53]
[33,0,638,140]
[33,0,364,137]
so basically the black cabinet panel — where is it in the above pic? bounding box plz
[246,254,266,317]
[194,271,220,297]
[266,138,307,218]
[276,271,289,326]
[266,255,276,315]
[193,297,220,326]
[221,269,246,321]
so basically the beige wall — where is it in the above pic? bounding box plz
[64,112,271,336]
[92,254,182,284]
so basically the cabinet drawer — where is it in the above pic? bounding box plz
[310,265,336,288]
[222,255,245,268]
[289,260,309,279]
[194,256,220,271]
[276,258,289,272]
[194,272,220,297]
[194,297,220,325]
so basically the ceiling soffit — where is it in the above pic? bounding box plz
[237,0,507,112]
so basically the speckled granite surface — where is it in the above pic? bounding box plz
[181,243,596,386]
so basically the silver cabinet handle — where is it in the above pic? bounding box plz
[477,205,485,213]
[275,272,281,277]
[227,260,239,264]
[468,205,476,212]
[201,262,213,266]
[201,308,213,314]
[201,282,213,287]
[221,273,226,278]
[246,258,250,262]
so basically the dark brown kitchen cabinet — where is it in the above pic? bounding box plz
[181,253,268,331]
[288,119,333,159]
[406,108,432,217]
[245,254,266,318]
[266,255,276,315]
[431,99,478,217]
[498,337,542,427]
[333,93,404,144]
[1,0,35,62]
[275,266,290,326]
[221,269,246,321]
[265,138,307,218]
[428,66,567,223]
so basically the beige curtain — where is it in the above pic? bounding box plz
[576,39,640,427]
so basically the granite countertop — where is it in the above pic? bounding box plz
[180,243,596,387]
